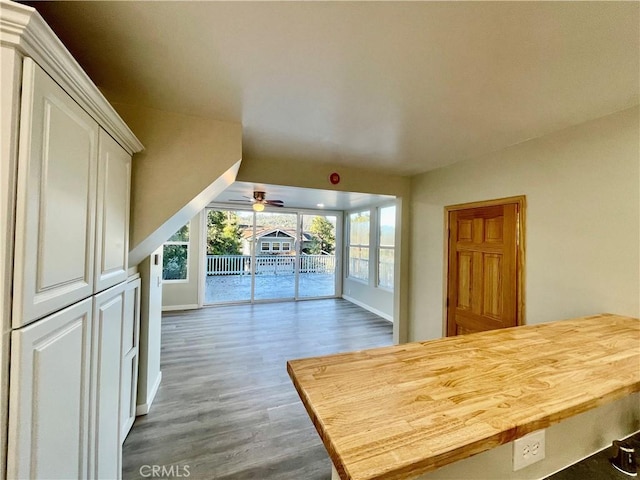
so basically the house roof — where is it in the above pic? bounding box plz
[241,228,315,242]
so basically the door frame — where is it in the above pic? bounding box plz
[443,195,526,336]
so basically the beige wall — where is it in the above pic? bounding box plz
[237,157,410,197]
[418,392,639,479]
[111,103,242,266]
[162,211,202,310]
[409,106,640,341]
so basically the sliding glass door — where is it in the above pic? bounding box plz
[204,207,339,304]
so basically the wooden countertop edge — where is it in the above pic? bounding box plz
[287,361,354,479]
[287,357,640,480]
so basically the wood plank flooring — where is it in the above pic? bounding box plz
[122,299,393,480]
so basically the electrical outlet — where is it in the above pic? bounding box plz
[513,429,546,471]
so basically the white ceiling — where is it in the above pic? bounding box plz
[213,181,394,212]
[27,1,639,199]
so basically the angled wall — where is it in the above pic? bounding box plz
[112,103,242,266]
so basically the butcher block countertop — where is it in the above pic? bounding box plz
[287,314,640,480]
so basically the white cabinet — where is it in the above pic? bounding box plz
[7,298,93,480]
[121,277,141,442]
[95,130,131,293]
[90,283,126,480]
[2,3,144,479]
[12,58,98,328]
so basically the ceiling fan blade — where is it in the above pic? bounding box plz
[266,200,284,206]
[227,199,252,203]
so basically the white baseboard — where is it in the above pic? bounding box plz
[342,295,393,322]
[162,304,199,312]
[136,371,162,416]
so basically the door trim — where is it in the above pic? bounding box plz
[443,195,526,336]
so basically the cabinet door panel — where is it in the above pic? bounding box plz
[121,277,141,441]
[95,130,131,292]
[7,298,92,480]
[13,58,98,327]
[91,283,125,480]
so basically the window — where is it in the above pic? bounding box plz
[348,210,370,281]
[282,242,291,252]
[261,242,270,252]
[272,242,280,251]
[378,205,396,289]
[163,223,189,281]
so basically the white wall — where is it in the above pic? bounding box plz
[136,247,163,415]
[162,212,203,311]
[409,106,640,341]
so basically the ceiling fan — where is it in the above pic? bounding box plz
[228,191,284,211]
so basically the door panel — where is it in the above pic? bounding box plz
[95,129,131,293]
[447,203,519,336]
[299,214,337,298]
[91,283,125,480]
[7,298,92,480]
[13,58,98,327]
[254,211,297,301]
[121,277,141,442]
[457,252,472,310]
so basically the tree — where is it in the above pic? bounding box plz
[207,210,242,255]
[309,216,335,254]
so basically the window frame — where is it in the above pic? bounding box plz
[162,223,190,283]
[347,210,371,283]
[377,205,396,291]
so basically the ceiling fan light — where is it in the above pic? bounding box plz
[252,202,265,212]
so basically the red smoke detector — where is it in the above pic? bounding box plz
[329,172,340,185]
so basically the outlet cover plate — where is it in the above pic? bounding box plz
[513,429,546,471]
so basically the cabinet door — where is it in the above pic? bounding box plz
[121,277,141,442]
[90,283,125,479]
[13,58,98,327]
[7,298,92,480]
[95,130,131,293]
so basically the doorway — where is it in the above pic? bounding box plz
[445,196,525,336]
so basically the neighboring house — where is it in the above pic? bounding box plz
[240,228,316,255]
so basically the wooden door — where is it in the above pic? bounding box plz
[7,298,93,480]
[447,203,519,336]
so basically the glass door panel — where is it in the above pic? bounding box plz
[253,211,298,301]
[299,214,337,298]
[204,209,253,304]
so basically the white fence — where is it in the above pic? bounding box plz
[206,254,335,276]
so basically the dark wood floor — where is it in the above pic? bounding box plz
[122,299,393,480]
